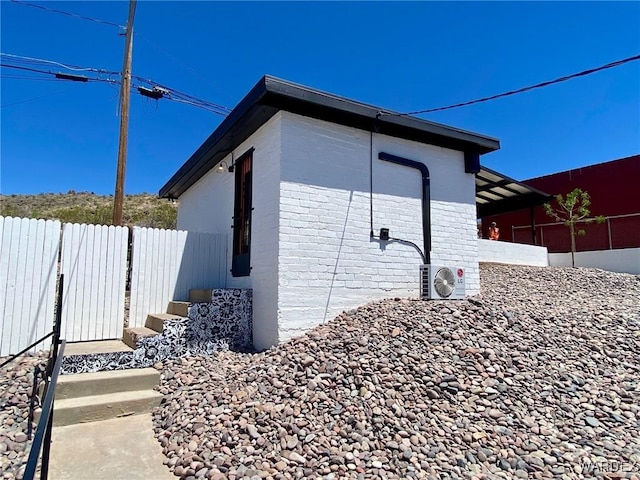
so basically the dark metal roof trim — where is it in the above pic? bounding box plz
[160,75,501,199]
[476,166,552,218]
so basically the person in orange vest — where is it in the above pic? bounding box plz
[488,222,500,240]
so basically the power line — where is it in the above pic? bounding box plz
[8,2,230,109]
[0,64,118,84]
[132,74,231,114]
[1,53,119,75]
[9,0,124,29]
[136,32,228,99]
[388,53,640,116]
[1,55,232,115]
[1,90,65,109]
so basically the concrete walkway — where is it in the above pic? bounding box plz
[48,414,174,480]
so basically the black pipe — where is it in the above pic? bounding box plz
[377,152,431,264]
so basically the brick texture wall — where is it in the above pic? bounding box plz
[177,114,282,350]
[278,112,479,342]
[177,111,481,349]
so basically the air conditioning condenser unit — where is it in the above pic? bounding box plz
[420,265,465,300]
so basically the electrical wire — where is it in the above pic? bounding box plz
[9,0,229,103]
[388,53,640,116]
[1,74,63,82]
[1,90,65,109]
[1,55,232,115]
[0,53,119,75]
[136,32,228,98]
[132,74,231,114]
[0,64,119,85]
[6,3,232,114]
[9,0,124,29]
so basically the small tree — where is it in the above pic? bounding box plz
[544,188,605,267]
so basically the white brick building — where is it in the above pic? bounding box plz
[160,76,500,350]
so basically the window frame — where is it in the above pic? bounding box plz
[231,148,254,277]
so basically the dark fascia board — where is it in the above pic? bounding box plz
[160,75,501,199]
[476,166,553,218]
[477,192,551,218]
[479,165,551,198]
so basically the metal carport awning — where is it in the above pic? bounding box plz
[476,166,551,219]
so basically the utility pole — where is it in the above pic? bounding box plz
[113,0,137,225]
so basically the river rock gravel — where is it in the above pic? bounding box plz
[153,264,640,480]
[0,351,48,479]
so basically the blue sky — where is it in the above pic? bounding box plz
[1,1,639,195]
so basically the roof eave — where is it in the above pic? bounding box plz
[160,75,501,198]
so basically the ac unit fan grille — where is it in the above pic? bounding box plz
[433,267,456,298]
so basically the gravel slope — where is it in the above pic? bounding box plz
[149,264,639,480]
[0,352,47,479]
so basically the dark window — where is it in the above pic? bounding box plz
[232,149,253,276]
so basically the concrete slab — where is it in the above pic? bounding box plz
[167,301,190,317]
[64,340,132,356]
[145,313,183,333]
[123,327,158,349]
[56,368,160,400]
[49,413,174,480]
[53,390,163,426]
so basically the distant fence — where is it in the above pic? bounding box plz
[513,212,640,252]
[0,216,227,356]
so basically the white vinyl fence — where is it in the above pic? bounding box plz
[129,227,227,328]
[61,223,129,342]
[0,216,227,356]
[0,217,61,357]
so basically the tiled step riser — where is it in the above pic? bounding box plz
[61,289,252,375]
[56,369,160,400]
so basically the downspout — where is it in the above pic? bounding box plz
[377,152,431,265]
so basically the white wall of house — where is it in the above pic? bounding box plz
[478,239,549,267]
[548,247,640,274]
[277,112,479,342]
[177,111,483,349]
[177,113,282,350]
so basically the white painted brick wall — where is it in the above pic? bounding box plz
[177,110,484,349]
[278,112,480,342]
[177,113,282,350]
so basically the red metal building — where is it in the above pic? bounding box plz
[481,154,640,253]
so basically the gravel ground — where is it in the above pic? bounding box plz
[153,264,640,480]
[0,351,48,479]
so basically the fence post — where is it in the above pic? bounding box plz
[607,217,612,250]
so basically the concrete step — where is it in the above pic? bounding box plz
[64,340,132,357]
[189,288,213,303]
[51,389,163,426]
[56,368,160,400]
[145,313,183,333]
[167,301,190,317]
[123,326,158,349]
